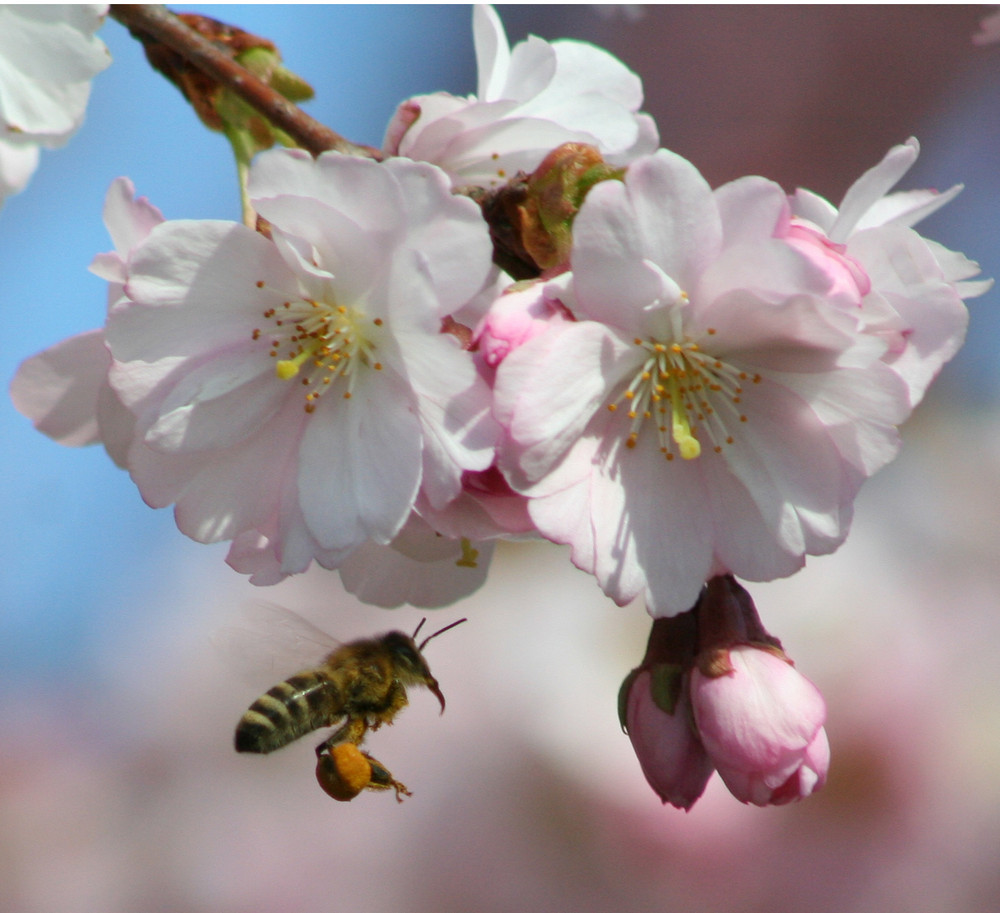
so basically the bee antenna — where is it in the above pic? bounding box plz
[418,617,467,652]
[411,617,428,641]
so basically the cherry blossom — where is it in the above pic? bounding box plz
[494,148,919,616]
[383,4,657,189]
[12,163,506,604]
[0,4,110,205]
[99,149,498,586]
[785,137,991,406]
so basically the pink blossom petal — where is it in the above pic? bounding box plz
[495,320,636,486]
[829,137,919,242]
[696,240,847,311]
[127,394,304,542]
[416,467,535,541]
[414,112,591,189]
[101,176,164,253]
[141,350,284,453]
[298,370,422,551]
[856,184,963,232]
[623,150,722,289]
[0,138,39,200]
[502,35,556,101]
[784,362,906,482]
[788,187,838,232]
[475,280,572,368]
[255,197,391,306]
[699,455,806,583]
[523,422,715,614]
[249,148,402,235]
[339,514,493,608]
[847,225,969,406]
[714,175,788,245]
[570,178,685,329]
[691,291,872,374]
[714,379,845,556]
[547,38,644,111]
[387,4,656,187]
[0,4,109,142]
[113,221,293,364]
[9,329,109,447]
[473,3,512,100]
[381,158,494,311]
[399,331,497,509]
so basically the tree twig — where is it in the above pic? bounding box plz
[109,4,382,160]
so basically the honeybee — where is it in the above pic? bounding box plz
[231,612,465,801]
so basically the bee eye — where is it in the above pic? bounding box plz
[398,646,419,665]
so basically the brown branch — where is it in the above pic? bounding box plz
[109,4,382,160]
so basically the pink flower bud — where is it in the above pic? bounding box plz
[475,281,571,368]
[623,667,714,811]
[382,100,421,156]
[780,218,871,306]
[690,645,829,807]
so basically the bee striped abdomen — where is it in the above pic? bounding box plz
[235,672,341,754]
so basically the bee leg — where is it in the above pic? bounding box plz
[315,716,369,757]
[364,753,412,803]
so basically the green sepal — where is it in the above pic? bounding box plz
[648,663,684,716]
[238,47,314,103]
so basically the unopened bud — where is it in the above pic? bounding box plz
[621,665,714,811]
[690,643,829,807]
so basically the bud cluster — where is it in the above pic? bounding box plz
[620,576,829,809]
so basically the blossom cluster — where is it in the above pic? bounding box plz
[7,5,991,808]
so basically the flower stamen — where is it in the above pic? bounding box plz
[610,332,755,460]
[251,286,383,413]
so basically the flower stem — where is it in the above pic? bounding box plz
[109,4,382,160]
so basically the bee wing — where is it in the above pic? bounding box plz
[212,603,340,687]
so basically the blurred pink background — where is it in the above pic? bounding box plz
[2,6,999,912]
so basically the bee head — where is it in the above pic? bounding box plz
[380,631,445,712]
[382,618,466,713]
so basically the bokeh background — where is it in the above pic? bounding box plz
[2,5,999,912]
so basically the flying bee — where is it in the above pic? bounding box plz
[231,613,465,800]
